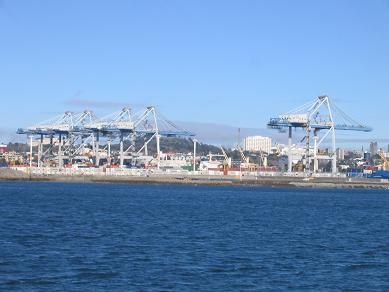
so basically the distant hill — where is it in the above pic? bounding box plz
[175,121,286,146]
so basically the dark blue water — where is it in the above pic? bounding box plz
[1,182,389,291]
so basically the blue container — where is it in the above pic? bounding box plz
[368,170,389,179]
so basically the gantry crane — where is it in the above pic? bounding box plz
[18,106,195,169]
[268,95,372,174]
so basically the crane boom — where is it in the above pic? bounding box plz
[236,145,249,163]
[220,146,231,167]
[379,150,389,171]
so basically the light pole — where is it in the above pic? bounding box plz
[193,138,197,172]
[107,139,111,166]
[29,135,33,168]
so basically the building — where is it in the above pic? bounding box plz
[243,136,272,153]
[0,144,7,154]
[279,144,306,164]
[370,141,378,157]
[364,152,371,161]
[336,148,345,160]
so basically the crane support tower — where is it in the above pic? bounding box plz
[268,95,372,174]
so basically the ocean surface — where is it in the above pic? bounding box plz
[0,181,389,291]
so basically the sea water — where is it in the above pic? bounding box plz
[0,181,388,290]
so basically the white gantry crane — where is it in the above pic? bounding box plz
[18,110,95,167]
[85,107,134,167]
[18,106,195,169]
[268,95,372,174]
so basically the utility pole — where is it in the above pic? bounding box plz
[238,127,241,147]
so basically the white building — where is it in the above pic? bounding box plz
[279,144,306,164]
[336,148,345,160]
[243,136,272,153]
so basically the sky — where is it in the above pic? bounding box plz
[1,0,388,147]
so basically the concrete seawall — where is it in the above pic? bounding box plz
[1,168,389,189]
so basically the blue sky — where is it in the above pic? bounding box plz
[1,0,388,146]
